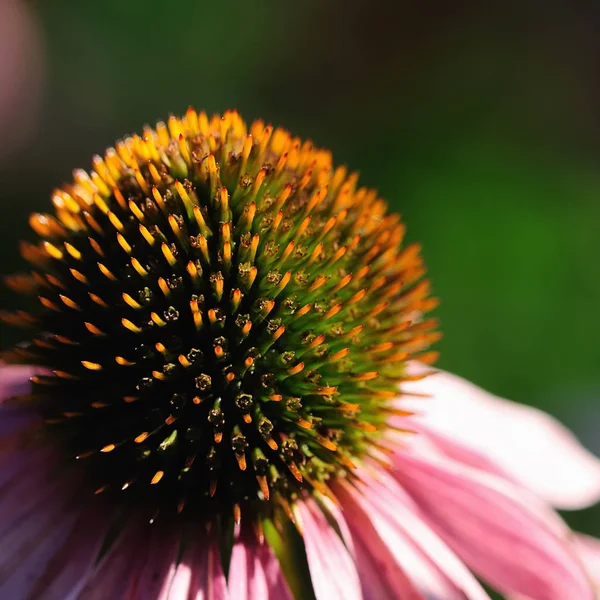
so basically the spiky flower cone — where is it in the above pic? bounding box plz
[2,110,438,522]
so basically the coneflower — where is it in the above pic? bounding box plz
[0,110,598,599]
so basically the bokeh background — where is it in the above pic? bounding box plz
[1,0,599,541]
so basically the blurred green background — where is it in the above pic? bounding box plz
[1,0,599,536]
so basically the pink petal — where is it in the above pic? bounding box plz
[165,562,193,600]
[82,522,229,600]
[0,449,69,543]
[0,362,230,600]
[350,525,422,600]
[124,528,181,599]
[334,472,489,600]
[391,439,595,600]
[399,365,600,510]
[0,432,119,600]
[78,522,149,599]
[228,528,293,600]
[0,401,116,600]
[0,364,38,401]
[296,499,362,600]
[301,495,408,600]
[0,438,48,492]
[78,521,225,600]
[0,489,79,598]
[331,484,425,600]
[185,531,229,600]
[0,365,46,438]
[18,504,116,600]
[0,403,38,439]
[574,534,600,589]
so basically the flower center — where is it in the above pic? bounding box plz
[4,110,439,519]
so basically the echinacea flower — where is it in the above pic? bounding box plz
[0,110,598,599]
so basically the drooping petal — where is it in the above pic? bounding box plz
[77,521,230,600]
[124,528,181,599]
[0,432,117,600]
[78,522,149,599]
[334,471,489,600]
[574,534,600,590]
[15,504,116,600]
[349,524,423,600]
[228,528,293,600]
[185,532,229,600]
[399,365,600,510]
[296,499,362,600]
[391,437,595,600]
[0,364,39,401]
[0,483,78,598]
[0,365,112,599]
[255,543,293,600]
[165,561,193,600]
[0,432,226,600]
[0,365,43,437]
[315,493,423,600]
[332,483,426,600]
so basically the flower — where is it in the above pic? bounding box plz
[0,110,598,599]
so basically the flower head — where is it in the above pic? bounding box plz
[0,110,598,599]
[4,109,437,519]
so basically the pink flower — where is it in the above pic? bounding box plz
[1,362,598,599]
[1,111,597,599]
